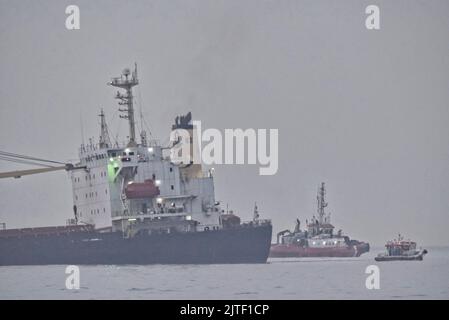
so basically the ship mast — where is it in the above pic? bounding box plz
[108,64,139,147]
[98,108,111,149]
[317,182,328,224]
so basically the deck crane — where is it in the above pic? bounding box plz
[0,150,85,179]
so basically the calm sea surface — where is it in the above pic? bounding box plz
[1,247,448,299]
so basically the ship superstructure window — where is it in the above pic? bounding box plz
[171,185,174,190]
[170,167,173,172]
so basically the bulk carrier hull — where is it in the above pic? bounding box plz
[0,224,272,266]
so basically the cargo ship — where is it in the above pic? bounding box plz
[375,235,427,261]
[270,183,369,258]
[0,65,272,265]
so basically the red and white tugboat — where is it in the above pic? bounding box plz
[270,183,370,258]
[375,235,427,261]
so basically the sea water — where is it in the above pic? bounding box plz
[0,247,448,299]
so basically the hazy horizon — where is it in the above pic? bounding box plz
[1,0,448,247]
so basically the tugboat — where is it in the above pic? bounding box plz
[375,235,427,261]
[0,65,272,265]
[270,183,369,258]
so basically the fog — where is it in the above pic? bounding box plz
[0,0,448,246]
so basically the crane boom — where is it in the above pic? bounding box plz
[0,164,84,179]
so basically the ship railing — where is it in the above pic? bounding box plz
[241,219,271,226]
[0,224,95,238]
[111,211,188,222]
[219,219,271,230]
[79,139,161,156]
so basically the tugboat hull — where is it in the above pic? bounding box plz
[270,242,370,258]
[374,249,427,262]
[0,224,272,266]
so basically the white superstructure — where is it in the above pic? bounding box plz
[70,65,221,233]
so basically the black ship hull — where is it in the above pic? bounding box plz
[0,224,272,266]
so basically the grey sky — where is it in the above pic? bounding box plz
[0,0,448,246]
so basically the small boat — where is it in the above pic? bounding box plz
[375,235,428,261]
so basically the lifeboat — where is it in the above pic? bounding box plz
[125,179,160,199]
